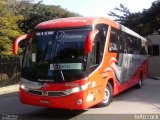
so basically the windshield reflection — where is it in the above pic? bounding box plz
[22,27,91,83]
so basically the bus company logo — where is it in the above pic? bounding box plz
[38,79,54,82]
[42,91,48,96]
[56,31,85,40]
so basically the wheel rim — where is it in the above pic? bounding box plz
[102,87,110,104]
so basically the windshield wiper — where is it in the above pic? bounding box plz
[55,43,65,81]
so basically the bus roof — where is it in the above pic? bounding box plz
[34,17,146,40]
[35,17,120,30]
[120,25,147,41]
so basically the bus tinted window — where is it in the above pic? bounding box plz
[109,29,119,52]
[109,27,147,55]
[109,28,126,53]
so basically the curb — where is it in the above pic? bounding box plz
[148,76,160,80]
[0,84,19,95]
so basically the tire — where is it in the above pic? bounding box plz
[98,82,113,107]
[135,73,143,89]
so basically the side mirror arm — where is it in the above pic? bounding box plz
[85,30,99,54]
[13,34,30,55]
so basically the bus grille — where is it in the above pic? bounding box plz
[28,90,42,96]
[48,91,67,96]
[27,90,68,97]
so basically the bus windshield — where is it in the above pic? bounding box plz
[21,27,91,83]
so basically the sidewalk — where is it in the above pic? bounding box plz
[0,84,19,95]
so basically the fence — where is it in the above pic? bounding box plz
[0,55,21,87]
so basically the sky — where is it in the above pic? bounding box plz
[36,0,156,19]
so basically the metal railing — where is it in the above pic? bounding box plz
[0,55,21,87]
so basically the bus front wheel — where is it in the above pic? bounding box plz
[98,82,113,107]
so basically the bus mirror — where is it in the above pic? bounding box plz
[13,34,30,55]
[85,30,99,54]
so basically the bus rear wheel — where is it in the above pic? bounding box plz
[98,82,113,107]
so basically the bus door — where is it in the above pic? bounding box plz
[86,25,108,103]
[87,25,108,83]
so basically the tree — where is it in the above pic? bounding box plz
[108,0,160,36]
[0,0,79,56]
[0,0,23,56]
[8,0,79,33]
[108,4,131,24]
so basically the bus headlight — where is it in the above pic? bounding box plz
[20,78,43,91]
[65,82,90,94]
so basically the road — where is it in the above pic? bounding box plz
[0,78,160,120]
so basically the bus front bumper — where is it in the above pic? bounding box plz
[19,88,92,110]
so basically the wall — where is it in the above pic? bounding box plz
[147,34,160,76]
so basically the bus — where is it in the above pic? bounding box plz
[13,17,148,110]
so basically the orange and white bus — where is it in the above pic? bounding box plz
[13,17,148,110]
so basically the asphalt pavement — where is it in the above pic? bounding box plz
[0,78,160,120]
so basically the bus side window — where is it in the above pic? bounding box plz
[122,32,128,53]
[109,28,119,52]
[126,35,133,54]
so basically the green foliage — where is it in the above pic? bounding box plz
[0,0,79,57]
[9,0,79,33]
[108,0,160,36]
[0,0,23,57]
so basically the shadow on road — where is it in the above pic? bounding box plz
[20,108,86,120]
[0,79,160,119]
[0,92,86,120]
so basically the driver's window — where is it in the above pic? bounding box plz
[89,35,100,67]
[89,42,97,66]
[22,40,32,67]
[88,24,108,67]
